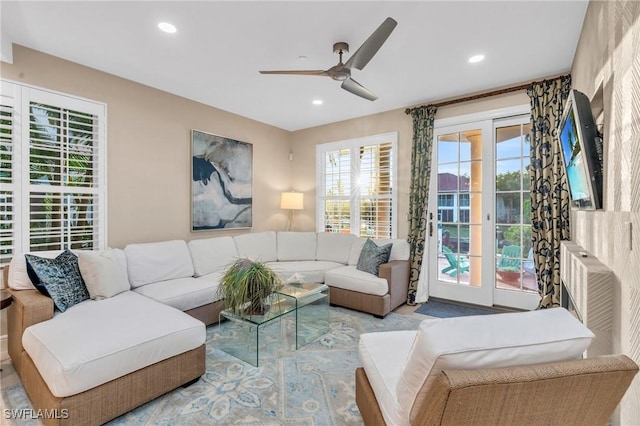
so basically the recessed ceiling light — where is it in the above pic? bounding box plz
[298,55,308,61]
[468,54,485,63]
[158,22,177,34]
[312,99,323,105]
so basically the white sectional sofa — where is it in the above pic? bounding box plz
[6,231,410,425]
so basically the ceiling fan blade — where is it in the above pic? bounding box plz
[341,78,377,101]
[259,70,328,76]
[344,17,397,71]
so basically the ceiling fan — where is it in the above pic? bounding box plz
[259,17,397,101]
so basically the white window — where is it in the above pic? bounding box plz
[0,80,107,265]
[316,132,397,238]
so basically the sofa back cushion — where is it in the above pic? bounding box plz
[348,238,410,265]
[188,236,239,277]
[8,250,63,290]
[277,232,317,261]
[316,233,356,264]
[398,308,594,422]
[124,240,194,288]
[78,249,130,299]
[233,231,277,262]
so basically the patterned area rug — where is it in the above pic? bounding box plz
[1,307,422,426]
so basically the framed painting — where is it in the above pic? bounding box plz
[191,130,252,231]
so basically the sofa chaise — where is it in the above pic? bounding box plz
[6,231,410,425]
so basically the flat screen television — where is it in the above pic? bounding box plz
[558,89,603,210]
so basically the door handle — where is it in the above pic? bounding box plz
[429,221,433,237]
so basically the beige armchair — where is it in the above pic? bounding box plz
[357,354,638,425]
[355,308,639,426]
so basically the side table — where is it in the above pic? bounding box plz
[0,289,12,310]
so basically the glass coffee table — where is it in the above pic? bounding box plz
[218,283,329,366]
[277,282,330,349]
[218,293,297,366]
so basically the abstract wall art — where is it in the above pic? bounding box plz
[191,130,252,230]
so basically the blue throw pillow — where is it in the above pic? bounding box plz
[356,239,393,276]
[25,250,90,312]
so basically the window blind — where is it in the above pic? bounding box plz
[317,133,397,239]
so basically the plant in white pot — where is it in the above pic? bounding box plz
[218,258,282,315]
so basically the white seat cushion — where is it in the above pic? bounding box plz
[188,236,238,277]
[324,265,388,296]
[277,232,317,261]
[397,308,595,422]
[233,231,277,262]
[124,240,195,288]
[360,331,417,426]
[266,260,343,283]
[22,291,205,397]
[134,275,222,311]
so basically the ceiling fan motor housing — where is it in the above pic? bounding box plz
[333,42,349,55]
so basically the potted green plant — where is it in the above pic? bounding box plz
[496,265,521,284]
[218,258,282,315]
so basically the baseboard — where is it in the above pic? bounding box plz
[1,334,8,361]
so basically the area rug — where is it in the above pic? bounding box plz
[1,307,421,426]
[415,299,506,318]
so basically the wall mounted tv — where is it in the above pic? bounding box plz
[558,89,603,210]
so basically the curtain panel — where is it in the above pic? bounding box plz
[526,76,572,308]
[407,106,438,304]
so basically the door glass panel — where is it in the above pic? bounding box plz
[437,130,482,287]
[495,123,535,293]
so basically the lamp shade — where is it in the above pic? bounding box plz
[280,192,304,210]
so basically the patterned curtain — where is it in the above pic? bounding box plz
[526,76,572,308]
[407,106,438,304]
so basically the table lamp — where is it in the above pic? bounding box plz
[280,192,304,231]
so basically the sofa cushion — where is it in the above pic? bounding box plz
[233,231,277,262]
[356,239,392,275]
[124,240,195,288]
[397,308,595,422]
[277,232,317,261]
[188,236,238,277]
[266,260,344,284]
[316,233,356,264]
[8,250,63,291]
[349,238,410,265]
[133,275,223,311]
[360,330,417,426]
[22,291,205,397]
[78,249,130,299]
[324,265,389,296]
[24,250,90,312]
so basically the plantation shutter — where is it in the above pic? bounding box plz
[0,82,20,265]
[26,88,105,252]
[0,80,106,262]
[317,133,397,239]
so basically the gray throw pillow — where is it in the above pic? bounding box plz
[356,239,393,276]
[25,249,90,312]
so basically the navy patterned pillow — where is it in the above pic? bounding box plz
[356,239,393,276]
[25,250,90,312]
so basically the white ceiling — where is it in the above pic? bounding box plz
[1,1,589,131]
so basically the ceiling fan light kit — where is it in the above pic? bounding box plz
[259,17,397,101]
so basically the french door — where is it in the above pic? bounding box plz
[427,108,539,310]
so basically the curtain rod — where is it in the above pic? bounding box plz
[404,74,570,114]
